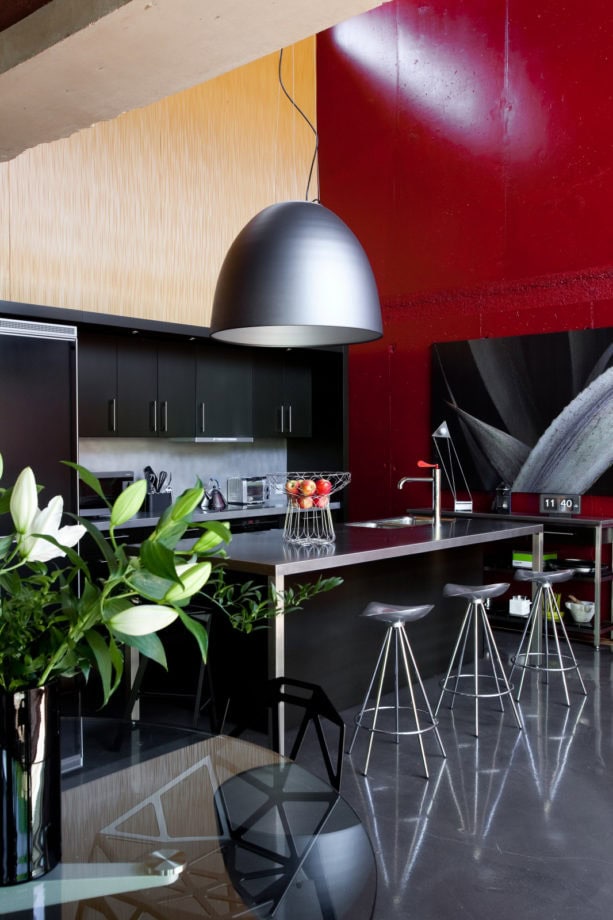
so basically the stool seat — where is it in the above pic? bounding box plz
[515,568,574,586]
[362,602,433,626]
[348,600,445,778]
[435,581,522,737]
[443,582,509,602]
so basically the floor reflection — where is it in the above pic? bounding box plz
[338,635,613,919]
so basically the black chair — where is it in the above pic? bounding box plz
[122,609,219,730]
[224,677,346,792]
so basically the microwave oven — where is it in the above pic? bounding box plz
[226,477,269,505]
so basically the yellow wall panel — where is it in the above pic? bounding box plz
[8,39,316,327]
[0,163,9,298]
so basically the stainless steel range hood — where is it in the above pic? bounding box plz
[170,437,255,443]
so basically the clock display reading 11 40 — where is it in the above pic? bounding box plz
[539,493,581,514]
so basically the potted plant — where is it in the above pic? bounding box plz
[0,457,340,885]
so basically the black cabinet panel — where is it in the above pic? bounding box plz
[195,343,253,438]
[253,350,312,437]
[79,334,195,438]
[78,333,118,436]
[0,331,77,515]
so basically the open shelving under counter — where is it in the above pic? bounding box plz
[446,510,613,649]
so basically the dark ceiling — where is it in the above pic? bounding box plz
[0,0,51,33]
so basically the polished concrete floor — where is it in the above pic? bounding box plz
[142,630,613,920]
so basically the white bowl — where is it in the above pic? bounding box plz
[565,601,595,624]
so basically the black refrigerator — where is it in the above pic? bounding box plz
[0,316,78,518]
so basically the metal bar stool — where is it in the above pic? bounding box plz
[435,582,523,737]
[348,602,446,778]
[509,568,588,706]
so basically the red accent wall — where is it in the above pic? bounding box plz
[317,0,613,520]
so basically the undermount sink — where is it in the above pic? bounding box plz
[348,515,436,529]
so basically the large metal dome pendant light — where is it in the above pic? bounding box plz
[209,199,383,348]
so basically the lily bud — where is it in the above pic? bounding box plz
[10,467,38,534]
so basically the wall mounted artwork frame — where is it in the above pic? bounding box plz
[431,327,613,496]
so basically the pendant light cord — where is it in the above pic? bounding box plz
[278,48,320,203]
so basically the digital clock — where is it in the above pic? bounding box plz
[539,493,581,515]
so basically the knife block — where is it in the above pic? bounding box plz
[146,492,172,515]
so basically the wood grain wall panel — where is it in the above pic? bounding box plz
[0,163,9,297]
[7,39,315,326]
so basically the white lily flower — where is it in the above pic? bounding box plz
[109,604,178,636]
[17,491,86,564]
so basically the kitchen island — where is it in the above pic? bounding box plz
[205,517,543,745]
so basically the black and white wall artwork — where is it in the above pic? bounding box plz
[431,328,613,496]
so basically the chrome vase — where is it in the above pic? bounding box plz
[0,683,61,885]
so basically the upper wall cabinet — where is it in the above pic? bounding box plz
[78,333,195,438]
[252,350,312,438]
[195,343,253,438]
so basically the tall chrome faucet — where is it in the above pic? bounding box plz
[397,461,442,528]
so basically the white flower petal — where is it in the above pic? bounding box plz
[24,536,68,564]
[31,495,64,536]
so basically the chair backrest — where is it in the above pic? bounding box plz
[266,677,346,791]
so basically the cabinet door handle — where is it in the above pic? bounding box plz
[160,400,168,433]
[199,401,206,434]
[277,405,284,433]
[108,398,117,433]
[150,400,158,433]
[286,404,293,433]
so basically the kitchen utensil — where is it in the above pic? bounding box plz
[564,600,595,623]
[144,465,158,493]
[157,470,169,493]
[205,478,227,512]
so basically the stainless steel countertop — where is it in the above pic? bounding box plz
[202,517,543,577]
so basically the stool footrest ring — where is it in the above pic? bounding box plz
[354,705,440,739]
[511,652,582,674]
[438,673,516,701]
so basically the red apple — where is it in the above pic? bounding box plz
[298,495,314,509]
[286,479,301,495]
[315,478,332,495]
[313,495,329,508]
[299,478,317,496]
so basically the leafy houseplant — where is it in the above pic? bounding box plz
[0,455,341,884]
[0,457,341,703]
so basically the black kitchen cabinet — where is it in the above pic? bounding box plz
[78,332,119,437]
[252,350,312,438]
[78,333,195,438]
[195,342,253,438]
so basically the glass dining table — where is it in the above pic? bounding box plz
[0,718,377,919]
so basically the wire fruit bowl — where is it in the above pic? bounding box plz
[267,472,351,545]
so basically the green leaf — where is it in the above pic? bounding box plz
[64,462,109,505]
[176,608,208,662]
[85,629,113,705]
[0,533,13,557]
[128,569,175,601]
[139,539,182,583]
[115,630,168,669]
[110,479,147,527]
[191,522,232,552]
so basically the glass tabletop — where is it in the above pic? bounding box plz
[2,718,377,919]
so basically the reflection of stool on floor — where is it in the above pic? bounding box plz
[509,569,588,707]
[348,602,446,779]
[435,583,523,737]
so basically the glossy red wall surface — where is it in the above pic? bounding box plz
[317,0,613,520]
